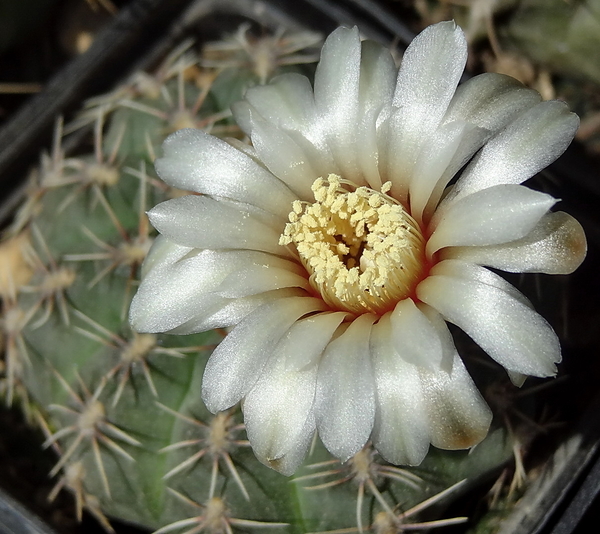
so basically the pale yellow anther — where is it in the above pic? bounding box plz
[368,195,382,208]
[280,174,426,314]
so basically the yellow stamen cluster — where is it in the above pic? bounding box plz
[280,175,426,314]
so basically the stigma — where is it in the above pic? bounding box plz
[280,175,426,315]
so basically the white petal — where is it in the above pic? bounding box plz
[265,414,316,476]
[443,211,587,275]
[168,289,300,334]
[155,129,296,218]
[283,312,347,371]
[371,310,492,462]
[446,101,579,204]
[358,40,396,114]
[314,26,363,182]
[148,195,289,257]
[356,107,384,190]
[420,129,490,224]
[356,40,397,189]
[238,73,317,134]
[233,106,318,200]
[390,299,444,370]
[233,99,339,182]
[224,137,263,162]
[139,234,192,278]
[202,296,327,413]
[507,370,527,387]
[216,261,309,298]
[392,22,467,109]
[409,121,489,223]
[386,21,467,200]
[243,313,342,466]
[417,303,455,373]
[370,314,431,465]
[425,259,532,308]
[235,73,340,179]
[443,72,541,132]
[130,249,238,333]
[427,185,556,256]
[131,249,289,333]
[416,260,561,377]
[243,357,317,468]
[419,353,492,450]
[314,314,377,461]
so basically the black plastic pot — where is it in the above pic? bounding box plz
[0,487,59,534]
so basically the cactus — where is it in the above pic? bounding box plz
[0,20,571,534]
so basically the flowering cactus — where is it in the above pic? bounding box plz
[0,20,585,534]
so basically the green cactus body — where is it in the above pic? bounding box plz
[1,24,531,534]
[500,0,600,86]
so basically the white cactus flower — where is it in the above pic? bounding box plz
[130,21,586,475]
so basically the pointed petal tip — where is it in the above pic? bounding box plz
[317,25,361,67]
[253,421,315,476]
[201,380,233,415]
[326,25,360,41]
[128,288,171,335]
[425,19,466,46]
[159,127,205,156]
[507,370,527,387]
[128,306,148,334]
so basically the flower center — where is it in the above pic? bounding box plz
[279,175,426,314]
